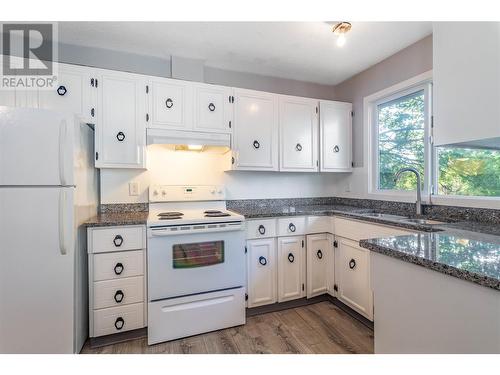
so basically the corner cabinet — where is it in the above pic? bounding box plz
[336,237,373,320]
[231,89,279,171]
[319,100,352,172]
[306,233,334,298]
[95,70,148,169]
[277,236,306,302]
[279,95,319,172]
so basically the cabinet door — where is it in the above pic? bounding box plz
[279,96,318,172]
[38,64,94,123]
[277,236,305,302]
[194,83,233,133]
[246,238,277,308]
[96,71,147,168]
[232,89,279,171]
[337,237,373,320]
[306,233,332,298]
[150,78,192,130]
[319,100,352,172]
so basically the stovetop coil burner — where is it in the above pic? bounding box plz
[158,211,184,217]
[205,212,231,217]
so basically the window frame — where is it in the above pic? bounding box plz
[365,71,433,202]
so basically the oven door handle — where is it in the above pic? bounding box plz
[150,230,173,237]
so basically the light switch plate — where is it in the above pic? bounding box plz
[129,182,139,196]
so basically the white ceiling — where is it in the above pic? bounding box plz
[58,22,432,85]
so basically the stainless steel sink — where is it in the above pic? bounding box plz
[401,218,444,225]
[358,212,408,220]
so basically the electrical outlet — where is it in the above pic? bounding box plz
[345,182,352,192]
[129,182,139,196]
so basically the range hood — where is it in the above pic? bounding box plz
[146,128,231,152]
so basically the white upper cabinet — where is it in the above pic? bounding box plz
[433,22,500,146]
[193,83,233,133]
[95,70,147,169]
[306,233,332,298]
[319,100,352,172]
[277,236,305,302]
[38,64,94,123]
[149,78,193,130]
[279,96,319,172]
[232,89,279,171]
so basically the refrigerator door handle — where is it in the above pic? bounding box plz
[59,120,68,186]
[59,189,68,255]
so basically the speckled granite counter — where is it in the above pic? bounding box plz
[360,231,500,291]
[85,211,148,227]
[228,204,447,232]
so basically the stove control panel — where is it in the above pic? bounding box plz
[149,185,225,202]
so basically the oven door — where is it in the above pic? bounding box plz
[147,228,246,301]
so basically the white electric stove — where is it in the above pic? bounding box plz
[147,185,246,345]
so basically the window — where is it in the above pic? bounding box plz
[367,71,500,201]
[368,76,432,196]
[436,146,500,197]
[376,90,426,191]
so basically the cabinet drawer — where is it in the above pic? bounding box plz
[93,250,144,281]
[334,217,412,241]
[306,216,332,234]
[92,303,144,337]
[90,225,145,253]
[246,219,277,239]
[93,276,144,309]
[277,217,306,236]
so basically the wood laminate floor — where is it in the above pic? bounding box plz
[81,302,373,354]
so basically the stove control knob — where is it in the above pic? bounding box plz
[210,189,216,194]
[161,190,167,196]
[217,189,223,195]
[153,190,159,196]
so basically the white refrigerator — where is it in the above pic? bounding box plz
[0,106,98,353]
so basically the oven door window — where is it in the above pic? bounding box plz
[172,241,225,268]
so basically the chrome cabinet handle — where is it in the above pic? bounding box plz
[288,223,296,232]
[317,250,323,259]
[288,253,295,263]
[258,225,266,235]
[349,259,356,269]
[208,103,216,112]
[258,256,267,266]
[57,85,67,96]
[253,140,260,149]
[333,145,340,153]
[114,317,125,330]
[165,98,174,108]
[114,290,124,303]
[295,143,302,151]
[116,132,126,142]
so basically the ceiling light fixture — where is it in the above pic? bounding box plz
[332,22,352,47]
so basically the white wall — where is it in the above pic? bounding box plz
[100,145,340,204]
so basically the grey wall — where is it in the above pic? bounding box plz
[55,42,336,100]
[333,35,433,167]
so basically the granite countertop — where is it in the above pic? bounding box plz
[360,232,500,291]
[229,204,446,232]
[85,211,148,227]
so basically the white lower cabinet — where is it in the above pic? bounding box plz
[306,233,334,298]
[277,236,305,302]
[246,238,277,308]
[336,237,373,320]
[87,225,147,337]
